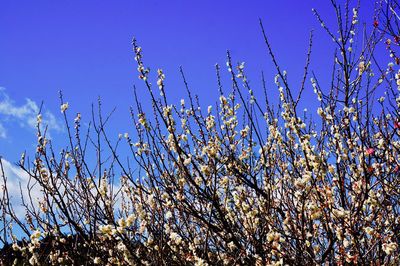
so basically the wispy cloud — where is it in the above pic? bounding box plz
[0,123,6,139]
[0,87,62,138]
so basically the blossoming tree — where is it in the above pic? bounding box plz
[1,0,400,265]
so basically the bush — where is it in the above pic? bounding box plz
[1,0,400,265]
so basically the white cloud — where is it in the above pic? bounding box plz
[0,156,124,220]
[0,158,43,219]
[0,87,63,138]
[0,123,6,139]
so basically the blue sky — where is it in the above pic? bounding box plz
[0,0,379,165]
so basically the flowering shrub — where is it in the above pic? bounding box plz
[1,0,400,265]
